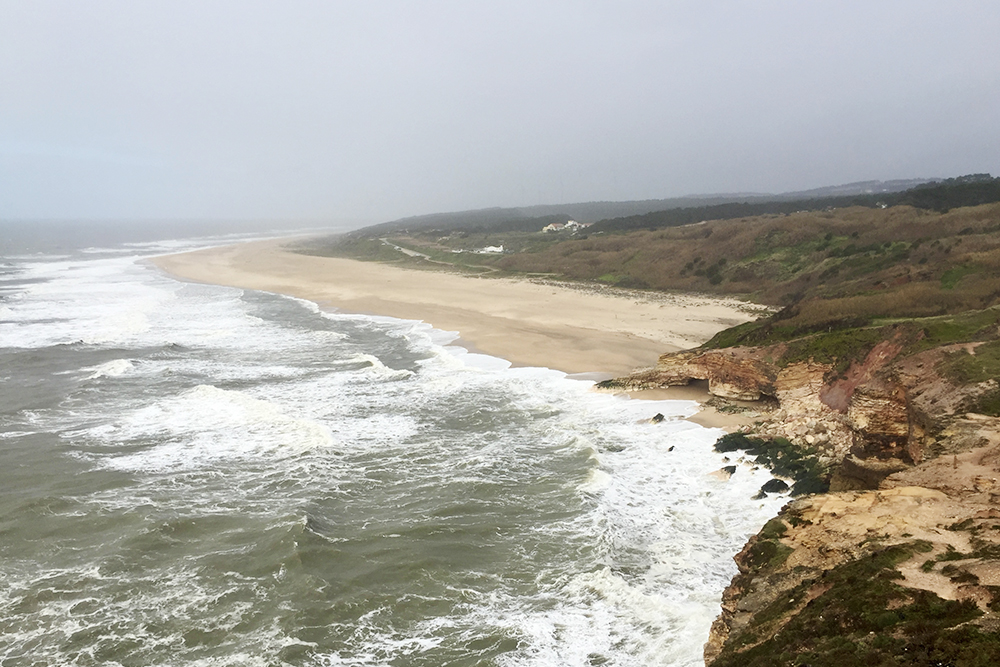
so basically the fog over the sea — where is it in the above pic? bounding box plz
[1,1,998,223]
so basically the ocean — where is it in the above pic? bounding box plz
[0,223,785,666]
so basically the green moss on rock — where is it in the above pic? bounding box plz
[714,433,830,496]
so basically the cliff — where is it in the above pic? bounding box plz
[598,311,1000,664]
[600,318,1000,490]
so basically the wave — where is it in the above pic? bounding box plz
[95,384,338,472]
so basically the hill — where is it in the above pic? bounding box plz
[344,178,939,237]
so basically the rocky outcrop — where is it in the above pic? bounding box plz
[602,334,1000,489]
[697,374,1000,663]
[601,348,780,400]
[705,451,1000,665]
[600,327,1000,664]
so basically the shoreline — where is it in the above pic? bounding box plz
[150,237,760,430]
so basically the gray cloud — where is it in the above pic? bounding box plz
[2,0,998,222]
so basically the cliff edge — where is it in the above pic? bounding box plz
[599,308,1000,664]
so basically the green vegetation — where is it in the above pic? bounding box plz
[921,544,970,572]
[758,517,789,540]
[782,327,889,373]
[714,433,829,496]
[920,535,1000,574]
[731,517,794,574]
[698,308,1000,393]
[939,340,1000,384]
[743,531,794,571]
[902,174,1000,212]
[712,543,1000,667]
[967,387,1000,418]
[916,308,1000,350]
[941,264,980,289]
[306,177,1000,329]
[933,339,1000,416]
[329,236,425,264]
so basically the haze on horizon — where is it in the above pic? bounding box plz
[1,1,998,226]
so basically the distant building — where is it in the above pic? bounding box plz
[542,220,592,233]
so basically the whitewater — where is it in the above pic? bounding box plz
[0,227,784,666]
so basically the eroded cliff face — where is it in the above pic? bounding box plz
[599,331,1000,665]
[601,336,998,489]
[607,348,780,400]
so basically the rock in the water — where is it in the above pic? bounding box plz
[711,465,738,480]
[760,478,790,494]
[650,413,665,424]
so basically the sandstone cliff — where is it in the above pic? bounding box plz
[598,315,1000,664]
[600,328,1000,490]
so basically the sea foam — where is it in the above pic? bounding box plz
[0,235,786,666]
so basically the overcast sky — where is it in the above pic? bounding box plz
[1,1,998,224]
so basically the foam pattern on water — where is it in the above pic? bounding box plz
[0,240,786,666]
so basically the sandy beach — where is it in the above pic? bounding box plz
[152,237,761,427]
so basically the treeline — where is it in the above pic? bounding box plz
[340,174,999,241]
[589,195,890,234]
[590,175,1000,234]
[900,174,1000,211]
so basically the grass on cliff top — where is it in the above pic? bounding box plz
[704,304,1000,351]
[710,542,1000,667]
[699,307,1000,383]
[703,321,902,378]
[936,339,1000,416]
[939,339,1000,384]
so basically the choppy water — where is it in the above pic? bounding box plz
[0,224,784,666]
